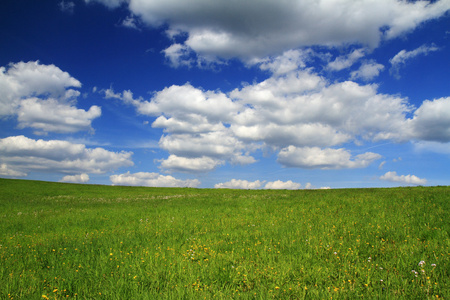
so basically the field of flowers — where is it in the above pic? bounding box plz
[0,178,448,299]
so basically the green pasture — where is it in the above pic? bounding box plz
[0,178,448,299]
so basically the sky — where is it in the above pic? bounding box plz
[1,0,450,189]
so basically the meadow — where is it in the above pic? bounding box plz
[0,178,448,299]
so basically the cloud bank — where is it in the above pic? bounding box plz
[0,135,133,177]
[107,56,450,174]
[87,0,450,63]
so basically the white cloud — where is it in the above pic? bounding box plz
[277,146,382,169]
[17,98,101,134]
[380,171,427,185]
[264,180,301,190]
[59,1,75,13]
[410,97,450,142]
[0,61,101,133]
[0,163,27,177]
[162,44,194,68]
[143,84,240,122]
[121,15,140,30]
[158,132,248,161]
[0,61,81,105]
[109,60,438,173]
[105,85,255,173]
[0,135,133,176]
[88,0,450,63]
[110,171,200,187]
[327,48,366,71]
[60,173,90,183]
[159,155,223,173]
[230,73,413,146]
[350,61,385,81]
[389,44,440,78]
[215,179,301,190]
[214,179,263,189]
[257,49,313,75]
[106,49,450,174]
[304,182,313,189]
[105,84,240,124]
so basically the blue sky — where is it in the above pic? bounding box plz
[1,0,449,189]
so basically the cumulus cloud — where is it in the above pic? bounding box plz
[105,85,256,173]
[0,163,27,177]
[255,49,313,75]
[88,0,450,63]
[380,171,427,185]
[264,180,301,190]
[106,61,450,173]
[410,97,450,142]
[230,73,413,145]
[110,171,200,187]
[0,135,133,177]
[162,44,194,68]
[389,44,440,78]
[159,155,223,173]
[350,61,385,81]
[17,98,101,134]
[214,179,263,189]
[277,146,382,169]
[121,15,140,30]
[0,61,101,133]
[304,182,313,189]
[158,132,252,163]
[327,48,366,71]
[214,179,301,189]
[105,48,450,174]
[60,173,90,184]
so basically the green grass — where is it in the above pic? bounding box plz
[0,178,448,299]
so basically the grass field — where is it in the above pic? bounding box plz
[0,178,448,299]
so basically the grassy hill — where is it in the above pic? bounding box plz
[0,178,448,299]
